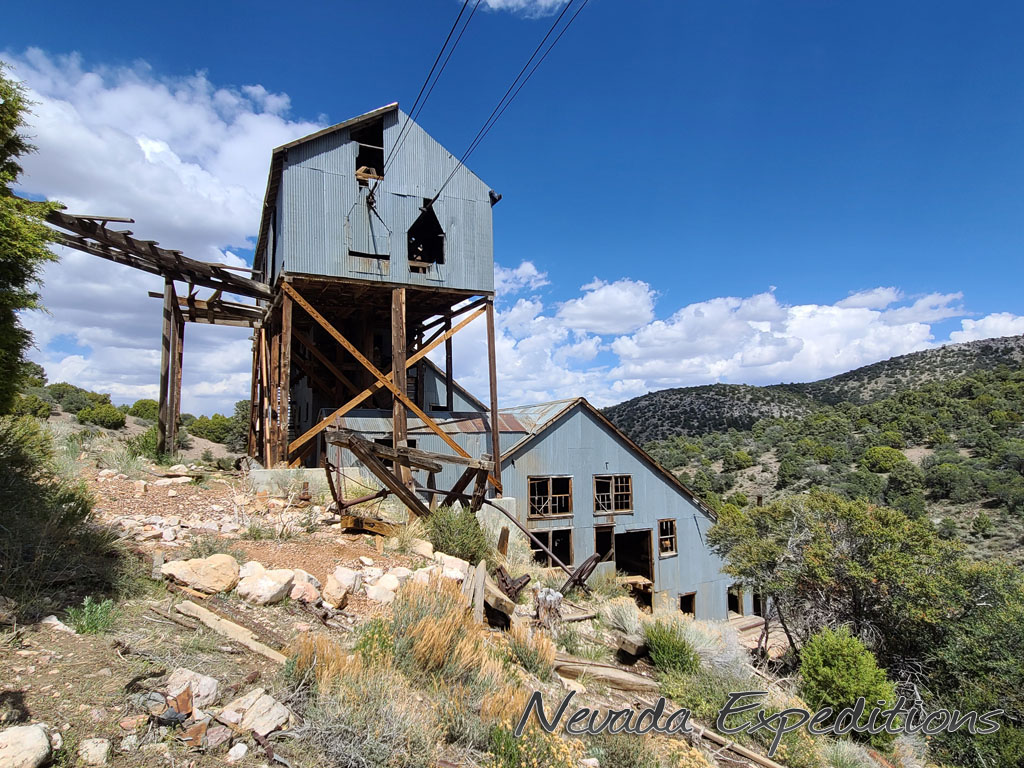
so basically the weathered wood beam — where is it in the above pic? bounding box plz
[156,279,175,455]
[345,438,432,518]
[485,299,503,494]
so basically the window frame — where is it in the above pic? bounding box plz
[530,528,574,567]
[679,591,696,616]
[593,473,634,514]
[527,475,574,519]
[658,518,677,558]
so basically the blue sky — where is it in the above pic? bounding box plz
[5,1,1024,413]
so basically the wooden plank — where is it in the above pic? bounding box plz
[391,287,411,489]
[335,515,402,537]
[497,526,509,557]
[326,431,492,471]
[259,329,271,466]
[485,299,502,494]
[445,317,454,412]
[472,561,487,624]
[287,302,486,455]
[175,601,286,664]
[279,292,293,463]
[169,300,185,453]
[347,439,432,518]
[469,465,489,512]
[442,466,478,507]
[327,435,444,473]
[156,278,175,455]
[553,653,659,693]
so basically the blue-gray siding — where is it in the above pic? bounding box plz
[272,108,494,294]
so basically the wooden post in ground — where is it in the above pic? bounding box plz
[157,279,175,455]
[391,287,413,489]
[168,298,185,453]
[485,298,502,495]
[248,333,260,456]
[269,319,281,466]
[259,328,271,465]
[280,292,293,465]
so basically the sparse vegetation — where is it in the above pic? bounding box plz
[424,504,493,565]
[65,596,118,634]
[643,617,700,674]
[504,622,554,680]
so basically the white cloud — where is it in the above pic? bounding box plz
[480,0,568,17]
[836,286,902,309]
[7,49,322,414]
[949,313,1024,343]
[556,278,655,335]
[8,50,1021,417]
[494,260,549,294]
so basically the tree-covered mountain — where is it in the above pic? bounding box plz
[604,335,1024,444]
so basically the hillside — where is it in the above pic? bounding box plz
[604,335,1024,444]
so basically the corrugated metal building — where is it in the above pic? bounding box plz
[327,371,749,620]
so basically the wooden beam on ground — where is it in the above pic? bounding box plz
[175,601,285,664]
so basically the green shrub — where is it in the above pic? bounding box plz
[425,504,493,565]
[643,618,700,674]
[127,398,159,421]
[188,412,233,443]
[353,617,394,666]
[585,732,658,768]
[76,403,126,429]
[65,596,118,634]
[12,393,51,418]
[860,446,907,473]
[798,626,897,746]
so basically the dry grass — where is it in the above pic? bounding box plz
[600,596,644,636]
[504,622,555,681]
[288,632,355,690]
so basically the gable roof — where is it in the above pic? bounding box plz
[253,103,399,277]
[500,397,718,521]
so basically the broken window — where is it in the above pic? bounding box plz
[351,118,384,186]
[528,476,572,517]
[530,529,573,567]
[407,202,444,272]
[679,592,696,616]
[594,474,633,513]
[658,519,677,556]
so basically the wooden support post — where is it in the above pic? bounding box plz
[346,439,432,518]
[157,279,175,455]
[259,329,271,465]
[269,322,281,465]
[169,300,185,453]
[391,288,412,488]
[280,292,293,465]
[248,335,259,456]
[444,316,454,412]
[485,299,502,494]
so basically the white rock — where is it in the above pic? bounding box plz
[293,569,321,589]
[152,478,173,487]
[239,561,265,579]
[77,738,111,766]
[386,566,413,582]
[220,522,240,533]
[410,538,434,559]
[219,689,290,737]
[118,734,138,753]
[236,569,294,605]
[365,584,396,604]
[579,758,600,768]
[0,724,51,768]
[362,566,384,583]
[210,504,225,512]
[225,743,248,763]
[332,566,360,591]
[115,473,128,481]
[412,566,437,584]
[375,574,400,592]
[160,554,239,594]
[40,615,76,634]
[441,567,465,583]
[290,581,320,603]
[167,490,177,498]
[133,480,147,493]
[165,667,219,708]
[160,528,176,542]
[321,575,349,609]
[358,556,374,566]
[438,553,470,576]
[167,464,189,474]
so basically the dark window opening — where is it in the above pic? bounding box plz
[728,585,743,615]
[530,529,572,567]
[614,530,653,581]
[658,519,677,556]
[352,118,385,186]
[680,592,696,616]
[595,525,614,560]
[529,476,572,517]
[594,474,633,512]
[350,250,389,261]
[407,202,444,272]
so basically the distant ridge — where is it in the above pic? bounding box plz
[603,335,1024,444]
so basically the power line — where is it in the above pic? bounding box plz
[382,0,483,178]
[431,0,591,204]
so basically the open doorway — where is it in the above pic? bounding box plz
[727,584,744,616]
[615,529,654,608]
[595,525,614,560]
